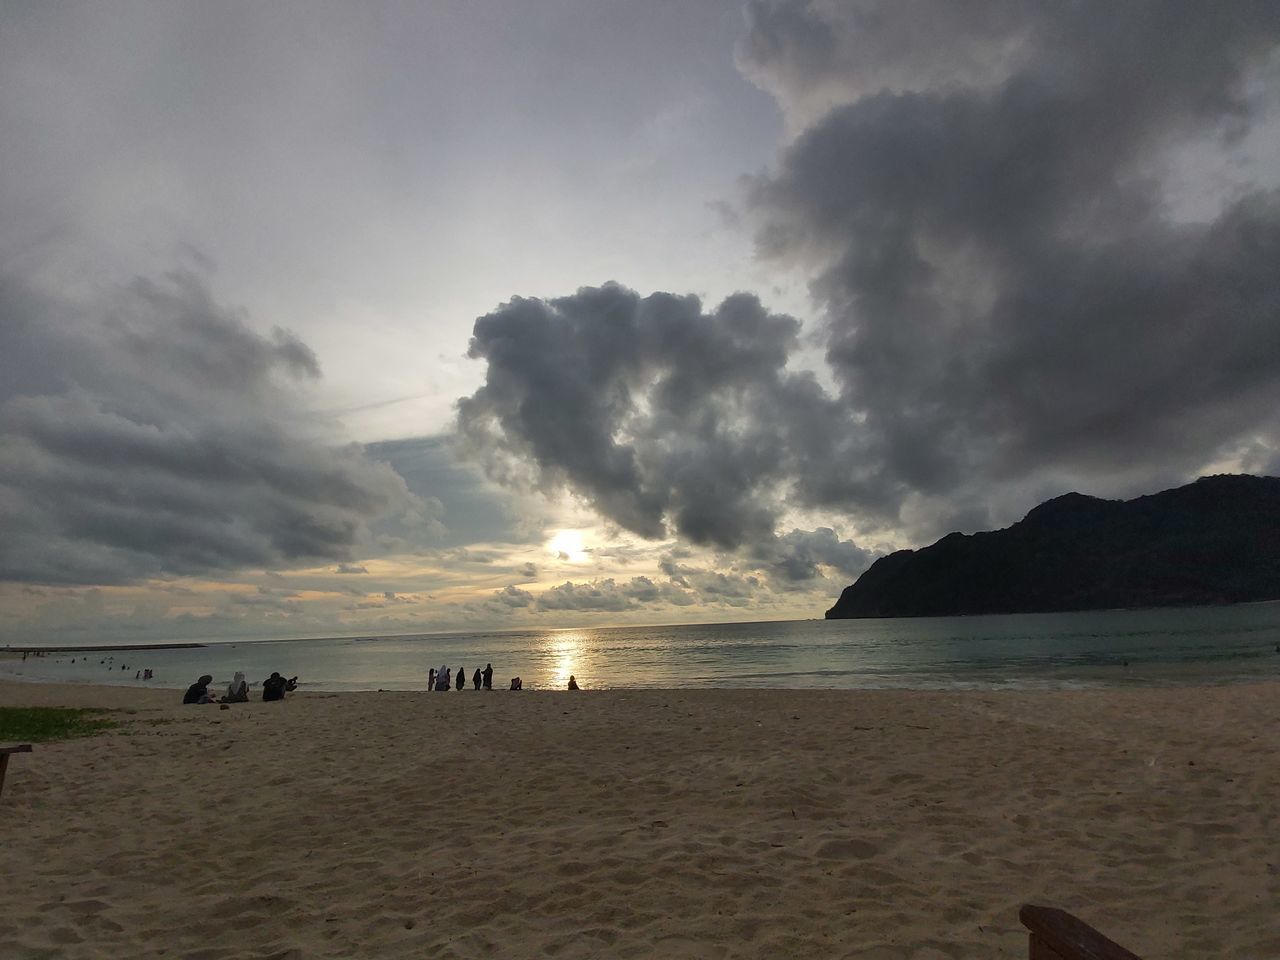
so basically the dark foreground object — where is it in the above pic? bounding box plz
[1020,904,1143,960]
[0,744,33,800]
[827,474,1280,618]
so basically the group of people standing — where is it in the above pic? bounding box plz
[426,664,580,691]
[429,663,493,691]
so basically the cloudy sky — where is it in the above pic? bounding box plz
[2,1,1279,644]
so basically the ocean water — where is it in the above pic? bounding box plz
[4,603,1280,694]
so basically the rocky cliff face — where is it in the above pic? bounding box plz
[825,475,1280,619]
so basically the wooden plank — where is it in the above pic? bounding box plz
[0,744,32,800]
[1020,905,1143,960]
[1030,932,1069,960]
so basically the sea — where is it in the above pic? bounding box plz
[4,603,1280,694]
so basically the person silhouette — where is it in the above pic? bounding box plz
[567,675,580,691]
[472,667,482,690]
[455,667,465,691]
[482,663,493,690]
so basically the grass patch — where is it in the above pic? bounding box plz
[0,707,117,743]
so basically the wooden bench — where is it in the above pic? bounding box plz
[0,744,33,800]
[1021,904,1143,960]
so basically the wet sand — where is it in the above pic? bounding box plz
[1,680,1275,958]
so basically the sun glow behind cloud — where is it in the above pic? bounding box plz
[547,529,589,563]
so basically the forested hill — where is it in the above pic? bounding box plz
[825,475,1280,619]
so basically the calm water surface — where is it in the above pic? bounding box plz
[4,604,1280,693]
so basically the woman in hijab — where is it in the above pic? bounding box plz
[224,671,249,703]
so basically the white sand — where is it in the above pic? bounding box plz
[1,680,1276,958]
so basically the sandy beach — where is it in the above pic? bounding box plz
[1,680,1276,959]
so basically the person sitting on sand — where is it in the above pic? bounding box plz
[183,675,216,704]
[567,675,579,691]
[262,672,296,702]
[223,671,249,703]
[482,663,493,690]
[472,667,482,690]
[509,676,522,690]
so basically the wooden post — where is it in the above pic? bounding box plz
[0,744,34,800]
[1020,905,1143,960]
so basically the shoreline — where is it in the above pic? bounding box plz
[3,648,1279,694]
[2,679,1277,957]
[3,642,206,653]
[4,674,1280,704]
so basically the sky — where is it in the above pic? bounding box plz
[2,1,1279,644]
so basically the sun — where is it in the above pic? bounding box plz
[547,529,588,563]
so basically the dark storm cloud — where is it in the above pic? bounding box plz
[461,3,1280,555]
[0,272,415,585]
[752,527,872,582]
[744,0,1280,511]
[459,284,844,549]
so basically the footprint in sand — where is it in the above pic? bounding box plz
[815,837,880,860]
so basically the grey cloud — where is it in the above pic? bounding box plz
[0,272,416,585]
[335,563,368,575]
[476,574,710,618]
[440,548,505,566]
[533,576,695,613]
[751,527,872,582]
[738,0,1045,126]
[493,585,534,608]
[745,1,1280,527]
[353,592,417,610]
[656,555,764,604]
[459,284,845,549]
[534,580,639,613]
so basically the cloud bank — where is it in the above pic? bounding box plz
[0,272,414,585]
[745,0,1280,502]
